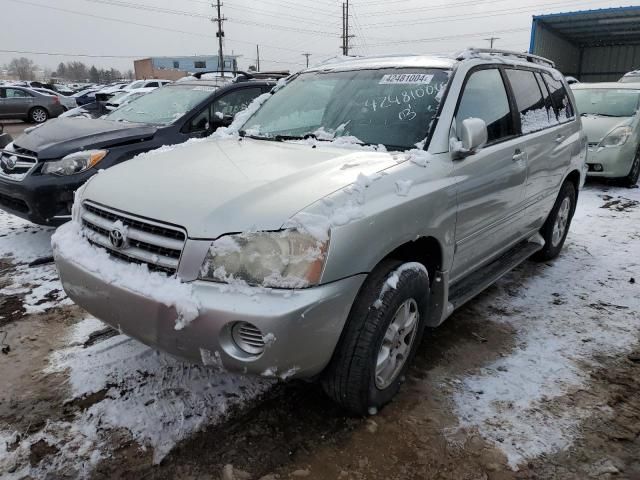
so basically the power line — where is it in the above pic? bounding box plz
[358,0,612,28]
[5,0,332,56]
[365,27,530,48]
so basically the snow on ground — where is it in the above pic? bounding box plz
[452,184,640,469]
[1,317,273,478]
[0,184,638,477]
[0,211,71,314]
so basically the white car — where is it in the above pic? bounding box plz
[123,79,171,91]
[30,87,77,110]
[104,88,155,111]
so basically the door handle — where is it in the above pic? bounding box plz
[555,134,565,143]
[512,149,526,162]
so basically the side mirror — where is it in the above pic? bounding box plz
[451,118,488,160]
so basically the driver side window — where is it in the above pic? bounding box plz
[454,68,515,145]
[187,107,211,132]
[212,88,263,118]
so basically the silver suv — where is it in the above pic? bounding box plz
[53,49,587,414]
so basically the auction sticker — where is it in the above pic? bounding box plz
[379,74,434,85]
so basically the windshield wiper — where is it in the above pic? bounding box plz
[581,112,619,117]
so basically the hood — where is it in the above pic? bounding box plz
[14,117,158,159]
[82,138,401,239]
[580,115,633,144]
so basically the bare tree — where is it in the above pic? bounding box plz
[8,57,37,80]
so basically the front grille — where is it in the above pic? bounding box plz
[80,201,186,275]
[0,191,29,213]
[0,143,38,181]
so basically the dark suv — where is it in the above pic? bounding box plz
[0,75,279,225]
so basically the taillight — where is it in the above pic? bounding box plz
[53,96,60,104]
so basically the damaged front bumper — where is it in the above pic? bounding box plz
[53,225,365,379]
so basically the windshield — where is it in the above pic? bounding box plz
[105,84,217,125]
[573,88,640,117]
[242,68,450,150]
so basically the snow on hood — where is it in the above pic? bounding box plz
[580,115,634,144]
[80,137,403,239]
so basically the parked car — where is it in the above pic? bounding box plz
[123,79,171,91]
[73,88,101,106]
[52,50,587,414]
[572,83,640,185]
[619,70,640,83]
[0,76,280,225]
[0,86,65,123]
[30,87,78,110]
[104,88,154,111]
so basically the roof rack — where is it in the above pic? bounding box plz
[457,48,555,68]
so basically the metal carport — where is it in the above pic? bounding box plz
[529,6,640,81]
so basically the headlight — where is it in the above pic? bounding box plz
[599,126,633,148]
[199,230,329,288]
[42,150,108,175]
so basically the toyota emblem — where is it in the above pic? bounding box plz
[109,227,126,249]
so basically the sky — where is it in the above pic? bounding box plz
[1,0,639,75]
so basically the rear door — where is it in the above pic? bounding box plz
[503,68,563,213]
[450,67,528,282]
[4,88,33,116]
[541,72,578,192]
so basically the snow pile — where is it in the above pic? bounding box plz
[0,210,70,314]
[0,317,274,476]
[395,179,413,197]
[452,186,640,469]
[521,108,552,134]
[51,221,200,330]
[373,263,428,308]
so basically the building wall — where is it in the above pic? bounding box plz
[580,45,640,82]
[150,56,237,73]
[531,22,580,76]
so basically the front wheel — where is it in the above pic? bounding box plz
[621,148,640,187]
[29,107,48,123]
[321,260,430,415]
[533,181,576,262]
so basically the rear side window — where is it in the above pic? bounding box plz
[455,68,515,144]
[505,69,550,134]
[542,73,575,122]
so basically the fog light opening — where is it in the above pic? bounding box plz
[231,322,265,355]
[593,164,603,172]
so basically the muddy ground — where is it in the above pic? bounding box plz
[0,182,639,480]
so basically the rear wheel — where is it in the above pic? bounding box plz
[533,181,576,261]
[321,260,430,415]
[621,148,640,186]
[29,107,48,123]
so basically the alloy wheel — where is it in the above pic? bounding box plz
[375,298,419,389]
[552,197,571,247]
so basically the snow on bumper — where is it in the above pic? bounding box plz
[52,222,365,378]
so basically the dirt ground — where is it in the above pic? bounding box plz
[0,121,30,139]
[0,182,639,480]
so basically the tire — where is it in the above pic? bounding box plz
[29,107,48,124]
[532,181,577,262]
[321,260,430,415]
[621,148,640,187]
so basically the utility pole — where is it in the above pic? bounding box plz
[213,0,226,76]
[341,0,354,56]
[485,37,500,49]
[302,53,311,68]
[256,45,261,71]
